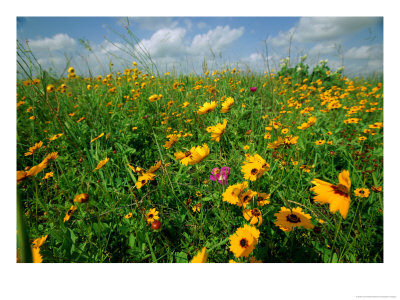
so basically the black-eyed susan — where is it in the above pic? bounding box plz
[124,212,133,219]
[191,247,208,263]
[174,146,197,166]
[354,188,370,198]
[315,139,325,145]
[238,189,258,208]
[229,224,260,258]
[274,206,314,231]
[197,101,217,115]
[146,208,159,224]
[63,205,77,222]
[310,170,351,219]
[243,208,263,226]
[93,158,109,172]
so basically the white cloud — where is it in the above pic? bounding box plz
[189,25,244,55]
[308,42,339,56]
[294,17,381,43]
[28,33,77,52]
[344,44,383,60]
[137,27,187,58]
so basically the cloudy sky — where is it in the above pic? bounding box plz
[17,16,382,78]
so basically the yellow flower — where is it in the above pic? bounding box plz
[63,205,77,222]
[46,84,55,93]
[73,193,89,203]
[257,193,271,206]
[274,207,314,231]
[135,172,156,189]
[241,154,269,181]
[90,132,104,143]
[24,141,43,156]
[206,119,227,142]
[222,182,249,206]
[354,188,370,198]
[197,101,217,115]
[164,134,179,149]
[229,224,260,258]
[42,172,53,180]
[310,170,351,219]
[146,208,159,223]
[32,235,48,263]
[221,97,234,113]
[93,158,109,172]
[124,212,133,219]
[315,139,325,145]
[243,208,263,226]
[191,247,208,263]
[49,133,63,141]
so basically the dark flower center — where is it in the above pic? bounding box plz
[148,214,153,218]
[184,151,191,157]
[251,168,258,175]
[332,183,349,195]
[287,213,300,223]
[359,190,365,194]
[251,209,261,217]
[240,238,248,248]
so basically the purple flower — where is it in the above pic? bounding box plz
[209,166,230,185]
[250,86,257,92]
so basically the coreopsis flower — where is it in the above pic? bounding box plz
[209,166,230,185]
[192,203,201,213]
[32,235,48,263]
[49,133,63,141]
[46,84,55,93]
[238,189,258,208]
[223,182,249,206]
[354,188,370,198]
[371,185,382,193]
[73,193,89,203]
[146,208,159,224]
[221,97,234,113]
[344,118,361,124]
[93,158,109,172]
[135,172,156,189]
[206,119,227,142]
[229,224,260,258]
[274,207,314,232]
[297,116,317,130]
[164,134,179,149]
[24,141,43,156]
[124,212,133,219]
[174,146,198,166]
[310,170,351,219]
[148,94,163,102]
[257,193,271,206]
[63,205,77,222]
[243,208,263,226]
[90,132,104,143]
[17,171,27,184]
[315,140,325,145]
[190,144,210,164]
[197,101,217,115]
[191,247,208,263]
[241,154,269,181]
[42,172,53,180]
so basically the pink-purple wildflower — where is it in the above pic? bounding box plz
[210,167,230,185]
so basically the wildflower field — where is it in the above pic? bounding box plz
[16,54,383,263]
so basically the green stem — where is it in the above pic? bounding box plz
[329,216,342,263]
[338,199,361,262]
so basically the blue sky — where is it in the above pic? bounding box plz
[17,16,383,77]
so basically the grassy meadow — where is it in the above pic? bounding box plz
[16,49,383,263]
